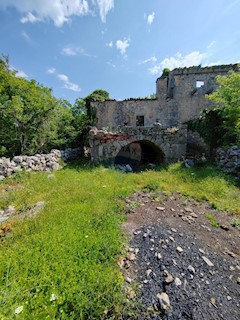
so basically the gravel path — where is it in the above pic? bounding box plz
[122,192,240,320]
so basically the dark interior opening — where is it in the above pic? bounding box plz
[140,140,165,164]
[114,140,165,170]
[136,116,144,127]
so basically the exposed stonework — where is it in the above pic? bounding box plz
[0,147,81,180]
[89,125,187,166]
[216,146,240,176]
[90,64,238,166]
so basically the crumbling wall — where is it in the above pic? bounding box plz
[90,64,238,166]
[92,99,159,130]
[89,125,187,164]
[156,64,238,127]
[0,148,81,180]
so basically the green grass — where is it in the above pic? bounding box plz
[0,161,239,319]
[204,213,220,227]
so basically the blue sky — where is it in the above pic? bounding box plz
[0,0,240,104]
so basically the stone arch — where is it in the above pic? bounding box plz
[114,139,165,169]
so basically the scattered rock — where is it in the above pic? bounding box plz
[157,292,171,311]
[15,306,23,314]
[176,246,183,253]
[202,256,214,267]
[156,206,165,211]
[188,265,196,274]
[163,270,174,284]
[210,297,218,308]
[129,253,136,261]
[174,277,182,286]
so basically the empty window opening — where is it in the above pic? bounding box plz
[136,116,144,127]
[196,80,205,88]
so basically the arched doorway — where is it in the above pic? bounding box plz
[114,140,165,169]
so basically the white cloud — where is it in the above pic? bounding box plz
[47,68,56,74]
[106,41,113,47]
[0,0,114,26]
[107,61,116,68]
[116,38,130,56]
[95,0,114,22]
[149,51,206,75]
[139,56,157,64]
[64,81,81,92]
[61,46,83,56]
[57,73,81,92]
[15,70,28,78]
[147,12,155,25]
[9,65,28,78]
[57,74,69,82]
[20,12,42,23]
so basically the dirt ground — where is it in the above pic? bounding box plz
[122,191,240,319]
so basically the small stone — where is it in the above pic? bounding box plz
[143,233,148,238]
[156,206,165,211]
[164,271,174,284]
[157,292,171,311]
[146,269,152,276]
[50,294,57,302]
[190,212,198,218]
[143,279,149,284]
[202,256,214,267]
[171,228,177,233]
[210,297,217,308]
[227,251,237,258]
[201,224,211,232]
[175,277,182,286]
[125,277,132,283]
[185,207,193,213]
[177,246,183,253]
[127,288,136,299]
[188,265,196,274]
[199,248,205,254]
[227,296,232,301]
[229,266,235,271]
[117,257,126,269]
[15,306,23,314]
[172,259,177,266]
[237,277,240,284]
[171,208,176,212]
[156,253,162,260]
[135,248,139,254]
[169,236,175,242]
[129,253,136,261]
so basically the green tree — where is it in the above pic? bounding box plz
[71,89,110,145]
[162,68,170,77]
[208,69,240,145]
[0,55,77,156]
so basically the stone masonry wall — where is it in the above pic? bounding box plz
[216,146,240,176]
[89,64,238,165]
[89,125,187,164]
[156,64,239,127]
[0,147,81,181]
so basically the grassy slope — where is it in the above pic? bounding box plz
[0,161,239,319]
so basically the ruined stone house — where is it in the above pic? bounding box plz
[89,64,238,168]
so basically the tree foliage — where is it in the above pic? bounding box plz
[208,69,240,145]
[189,68,240,152]
[71,89,110,145]
[0,56,77,156]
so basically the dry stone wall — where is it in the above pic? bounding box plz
[0,147,81,180]
[216,146,240,176]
